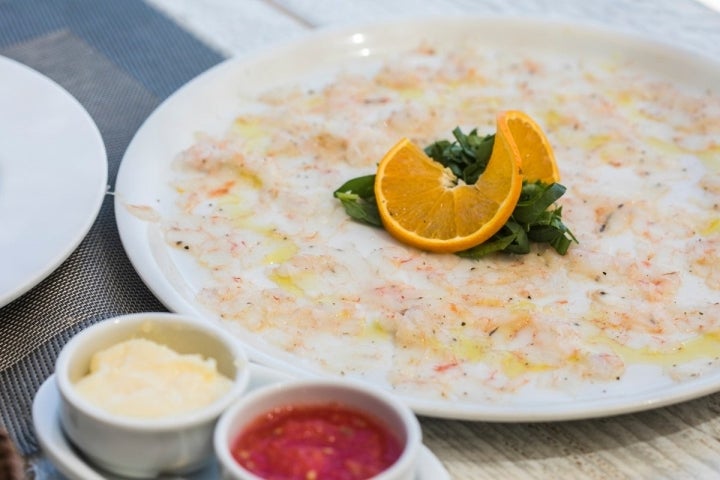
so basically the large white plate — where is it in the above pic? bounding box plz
[115,17,720,421]
[0,56,107,307]
[33,365,449,480]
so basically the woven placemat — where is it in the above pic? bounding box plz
[0,0,224,458]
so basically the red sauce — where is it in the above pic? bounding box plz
[230,402,403,480]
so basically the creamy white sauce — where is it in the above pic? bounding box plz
[74,338,233,418]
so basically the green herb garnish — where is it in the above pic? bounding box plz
[333,174,382,227]
[333,128,577,257]
[424,127,495,185]
[458,181,578,258]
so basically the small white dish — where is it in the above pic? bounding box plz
[33,364,450,480]
[0,55,107,307]
[53,313,250,478]
[214,379,422,480]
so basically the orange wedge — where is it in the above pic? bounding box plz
[374,121,523,253]
[502,110,560,184]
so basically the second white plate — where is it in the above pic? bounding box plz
[0,56,107,307]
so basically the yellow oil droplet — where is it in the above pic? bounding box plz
[508,299,536,313]
[235,169,263,189]
[584,134,613,151]
[613,90,634,106]
[698,149,720,172]
[500,351,554,379]
[362,320,389,340]
[592,331,720,366]
[599,143,633,165]
[216,194,240,204]
[263,240,299,265]
[646,137,720,172]
[701,218,720,236]
[304,95,324,109]
[399,88,423,100]
[267,272,304,296]
[583,71,599,83]
[454,337,487,363]
[543,109,570,130]
[646,137,687,156]
[232,116,263,138]
[232,116,270,153]
[215,195,252,219]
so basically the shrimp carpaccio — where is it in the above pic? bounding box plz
[152,42,720,408]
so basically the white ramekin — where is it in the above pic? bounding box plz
[55,312,250,478]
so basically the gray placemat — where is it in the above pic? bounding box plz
[0,0,225,458]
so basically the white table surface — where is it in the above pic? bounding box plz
[136,1,720,479]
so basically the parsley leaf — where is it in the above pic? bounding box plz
[458,182,578,258]
[333,175,382,227]
[424,128,495,185]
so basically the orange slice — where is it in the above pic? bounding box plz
[502,110,560,184]
[375,121,523,253]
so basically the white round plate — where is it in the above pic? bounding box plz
[115,17,720,421]
[0,56,107,307]
[32,365,449,480]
